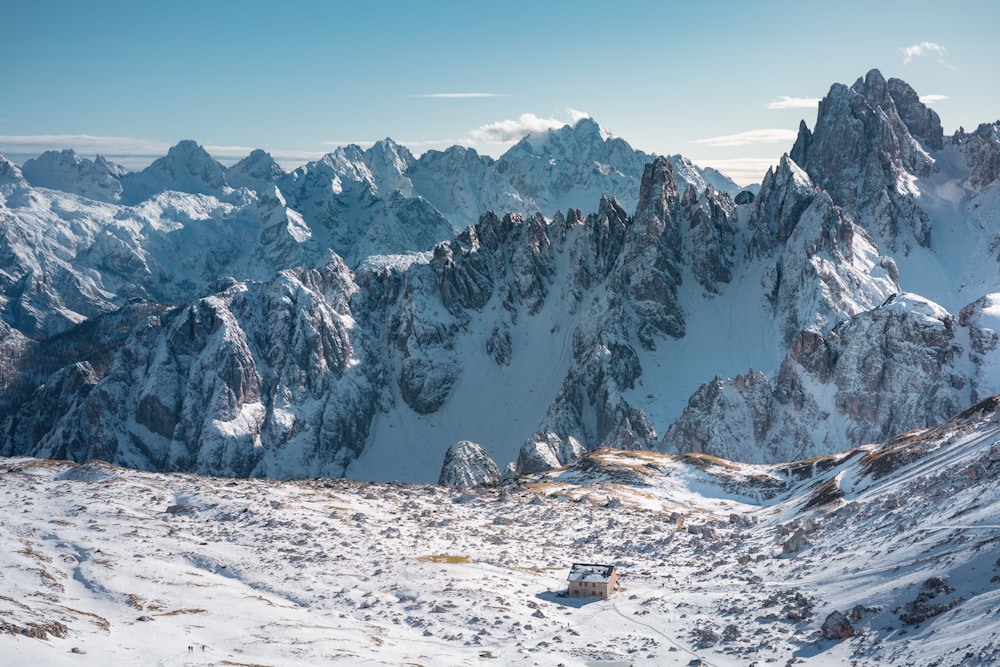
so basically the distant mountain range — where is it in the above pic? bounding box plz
[2,70,999,484]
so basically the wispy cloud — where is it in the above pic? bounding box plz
[411,93,509,99]
[0,134,327,170]
[766,96,821,110]
[690,158,778,187]
[0,133,172,156]
[920,94,949,105]
[693,129,798,148]
[469,110,590,144]
[901,41,946,65]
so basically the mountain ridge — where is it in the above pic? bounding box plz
[2,69,1000,485]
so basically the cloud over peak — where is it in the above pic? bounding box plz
[469,110,590,144]
[901,41,946,65]
[920,94,949,105]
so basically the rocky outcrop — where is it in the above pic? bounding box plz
[820,611,855,640]
[0,154,28,196]
[954,122,1000,188]
[2,258,379,478]
[747,155,816,259]
[898,577,957,626]
[516,432,586,474]
[438,440,501,488]
[765,191,899,344]
[623,157,685,340]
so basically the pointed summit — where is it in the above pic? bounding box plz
[0,152,28,196]
[887,77,944,149]
[851,68,891,107]
[634,155,679,226]
[788,70,939,250]
[503,116,623,162]
[227,149,285,192]
[120,140,228,204]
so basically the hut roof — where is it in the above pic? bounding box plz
[567,563,616,583]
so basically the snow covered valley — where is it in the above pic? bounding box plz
[4,395,1000,666]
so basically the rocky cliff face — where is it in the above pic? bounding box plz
[790,69,938,253]
[663,293,968,462]
[2,257,379,478]
[1,152,741,479]
[661,70,1000,465]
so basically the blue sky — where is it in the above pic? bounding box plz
[3,0,998,185]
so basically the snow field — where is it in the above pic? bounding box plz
[3,402,999,666]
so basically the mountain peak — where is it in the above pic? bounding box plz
[20,149,125,202]
[227,149,285,191]
[569,116,611,141]
[119,139,228,203]
[0,152,27,191]
[852,68,889,100]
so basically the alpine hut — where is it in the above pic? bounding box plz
[566,563,618,598]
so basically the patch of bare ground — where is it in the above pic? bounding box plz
[55,605,110,631]
[0,619,69,639]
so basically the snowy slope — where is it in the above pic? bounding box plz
[2,394,999,666]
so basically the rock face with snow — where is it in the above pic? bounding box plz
[790,69,938,253]
[120,140,230,204]
[226,149,286,193]
[2,257,379,478]
[662,70,1000,465]
[821,611,855,640]
[438,440,501,488]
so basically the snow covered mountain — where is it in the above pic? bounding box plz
[3,393,999,665]
[20,149,127,203]
[2,70,1000,484]
[663,70,1000,463]
[4,117,734,338]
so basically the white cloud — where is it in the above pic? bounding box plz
[901,41,945,65]
[766,96,821,110]
[567,108,591,123]
[919,94,949,105]
[693,129,798,148]
[411,93,509,99]
[469,112,571,143]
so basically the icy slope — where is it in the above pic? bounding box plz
[2,395,999,666]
